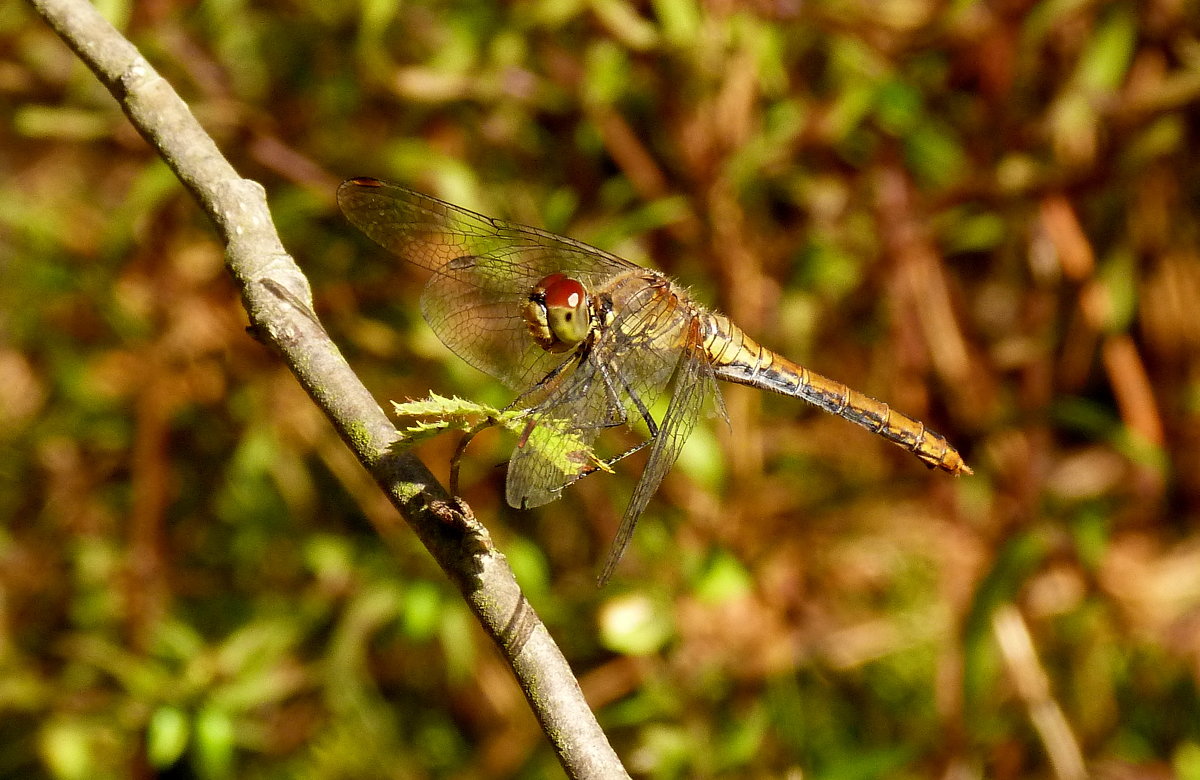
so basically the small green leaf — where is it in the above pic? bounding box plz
[397,419,462,446]
[391,394,504,445]
[147,707,189,769]
[598,593,675,655]
[38,719,91,780]
[194,707,235,780]
[650,0,699,47]
[391,392,500,419]
[1076,5,1136,93]
[693,551,752,604]
[391,393,604,484]
[401,580,443,641]
[1175,742,1200,780]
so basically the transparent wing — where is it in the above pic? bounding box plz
[503,289,692,508]
[340,177,716,548]
[596,318,718,586]
[592,274,699,422]
[505,359,624,510]
[337,177,640,391]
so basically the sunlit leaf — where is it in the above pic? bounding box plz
[147,707,190,769]
[598,593,675,655]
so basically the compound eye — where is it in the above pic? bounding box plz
[540,274,591,346]
[542,274,586,310]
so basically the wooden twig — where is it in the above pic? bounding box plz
[25,0,628,776]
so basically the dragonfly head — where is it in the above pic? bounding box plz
[525,273,592,354]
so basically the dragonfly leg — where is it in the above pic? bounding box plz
[561,363,661,488]
[504,352,580,416]
[503,334,611,420]
[564,438,649,486]
[594,354,636,428]
[613,365,659,438]
[509,338,630,447]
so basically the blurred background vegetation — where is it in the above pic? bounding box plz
[3,0,1200,777]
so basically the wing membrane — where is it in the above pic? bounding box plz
[597,319,718,586]
[339,178,721,582]
[338,179,639,389]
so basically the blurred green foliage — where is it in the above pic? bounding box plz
[4,0,1200,777]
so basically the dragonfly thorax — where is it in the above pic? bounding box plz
[524,273,594,353]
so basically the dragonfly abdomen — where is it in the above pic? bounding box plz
[703,314,971,476]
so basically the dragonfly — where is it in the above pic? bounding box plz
[338,177,971,584]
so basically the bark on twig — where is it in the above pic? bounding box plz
[26,0,628,776]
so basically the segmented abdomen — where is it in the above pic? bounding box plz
[700,313,971,475]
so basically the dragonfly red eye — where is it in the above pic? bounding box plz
[526,273,591,352]
[539,273,586,310]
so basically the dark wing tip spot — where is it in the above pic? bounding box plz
[448,255,480,270]
[344,176,384,188]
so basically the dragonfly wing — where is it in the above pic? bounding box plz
[597,319,717,586]
[505,359,626,508]
[506,417,603,509]
[338,178,640,390]
[504,287,693,507]
[589,275,692,418]
[419,271,568,393]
